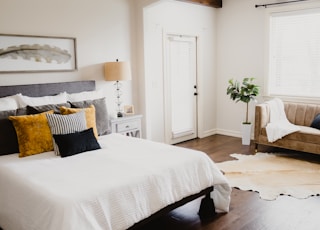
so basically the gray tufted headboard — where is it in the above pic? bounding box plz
[0,81,96,98]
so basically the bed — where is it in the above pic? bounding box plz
[0,81,231,230]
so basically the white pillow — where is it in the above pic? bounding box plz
[17,92,67,107]
[0,94,21,111]
[67,90,104,102]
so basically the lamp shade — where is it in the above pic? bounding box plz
[104,61,132,81]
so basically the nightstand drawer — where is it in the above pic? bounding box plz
[110,114,142,138]
[117,120,139,132]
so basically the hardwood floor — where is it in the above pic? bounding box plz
[138,134,320,230]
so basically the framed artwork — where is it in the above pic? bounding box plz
[123,105,135,115]
[0,34,77,73]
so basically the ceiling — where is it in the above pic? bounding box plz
[179,0,222,8]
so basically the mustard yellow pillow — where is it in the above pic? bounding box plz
[60,105,98,138]
[9,111,54,157]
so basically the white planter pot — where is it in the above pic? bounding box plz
[241,123,252,145]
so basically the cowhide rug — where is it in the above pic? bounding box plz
[216,152,320,200]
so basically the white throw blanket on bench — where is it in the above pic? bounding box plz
[265,98,300,142]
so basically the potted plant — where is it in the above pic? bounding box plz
[226,77,259,145]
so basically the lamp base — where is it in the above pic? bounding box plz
[117,112,123,117]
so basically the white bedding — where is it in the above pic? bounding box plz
[0,134,231,230]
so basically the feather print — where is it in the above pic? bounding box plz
[0,44,71,64]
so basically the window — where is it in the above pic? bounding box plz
[268,8,320,98]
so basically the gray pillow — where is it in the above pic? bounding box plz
[70,97,110,136]
[0,110,16,119]
[16,107,27,116]
[0,110,19,155]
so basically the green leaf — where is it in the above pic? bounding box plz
[226,77,260,123]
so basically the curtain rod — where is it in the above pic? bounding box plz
[255,0,310,8]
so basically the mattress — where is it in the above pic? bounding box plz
[0,134,231,230]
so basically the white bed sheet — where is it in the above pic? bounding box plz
[0,134,231,230]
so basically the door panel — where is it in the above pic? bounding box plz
[164,34,197,144]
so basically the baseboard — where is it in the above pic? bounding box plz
[199,128,254,140]
[215,128,241,138]
[198,129,217,138]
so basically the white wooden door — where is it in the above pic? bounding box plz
[164,34,197,144]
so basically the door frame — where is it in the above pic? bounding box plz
[163,32,199,144]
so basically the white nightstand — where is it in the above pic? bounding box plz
[110,114,142,138]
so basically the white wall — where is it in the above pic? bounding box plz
[215,0,320,138]
[0,0,134,118]
[215,0,266,138]
[142,0,217,142]
[3,0,317,141]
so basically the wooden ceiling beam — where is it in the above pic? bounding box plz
[179,0,222,8]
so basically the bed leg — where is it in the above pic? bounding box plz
[255,143,258,154]
[198,192,215,220]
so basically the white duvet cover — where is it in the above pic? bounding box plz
[0,134,231,230]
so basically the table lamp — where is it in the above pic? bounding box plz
[104,59,132,117]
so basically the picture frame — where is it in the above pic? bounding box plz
[123,105,135,115]
[0,34,77,73]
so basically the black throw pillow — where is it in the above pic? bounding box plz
[53,128,101,158]
[0,110,19,155]
[27,103,71,114]
[310,113,320,130]
[70,98,110,136]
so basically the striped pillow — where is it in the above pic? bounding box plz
[46,111,87,155]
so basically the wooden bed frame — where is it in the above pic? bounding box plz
[130,186,215,229]
[0,80,216,229]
